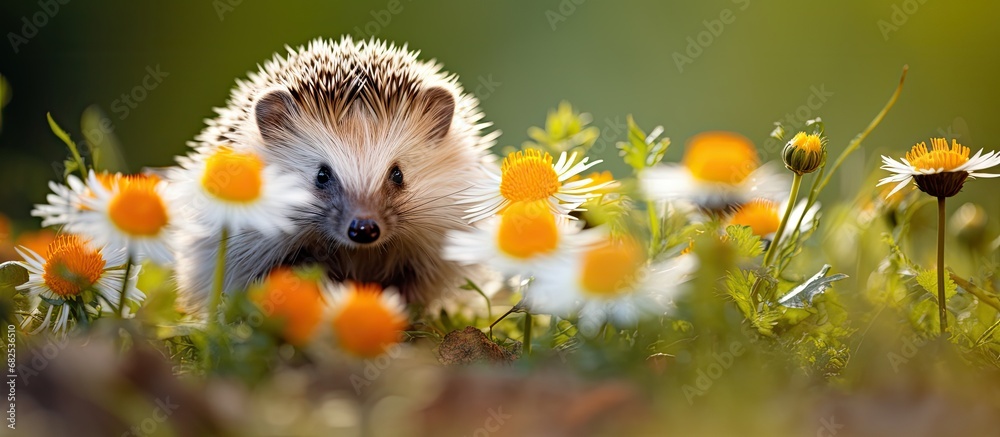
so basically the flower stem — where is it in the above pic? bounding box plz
[937,196,948,336]
[763,173,803,268]
[523,312,532,355]
[204,227,229,370]
[208,227,229,330]
[118,254,133,318]
[813,66,908,197]
[647,200,660,255]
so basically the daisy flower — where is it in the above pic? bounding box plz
[877,138,1000,335]
[443,199,601,277]
[31,173,92,227]
[877,138,1000,198]
[15,234,142,334]
[461,148,606,223]
[252,267,326,346]
[527,236,697,336]
[169,146,311,236]
[61,171,174,264]
[640,131,789,212]
[328,282,408,358]
[729,198,820,242]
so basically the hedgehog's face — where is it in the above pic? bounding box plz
[308,159,406,247]
[252,86,466,250]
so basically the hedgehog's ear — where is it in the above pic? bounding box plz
[255,88,299,144]
[419,87,455,141]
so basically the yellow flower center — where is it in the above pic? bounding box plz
[254,267,325,346]
[499,149,560,202]
[730,199,781,237]
[906,138,970,172]
[496,200,559,259]
[331,283,407,358]
[578,237,645,297]
[201,147,265,202]
[107,175,169,236]
[42,234,105,297]
[683,131,759,184]
[788,132,823,153]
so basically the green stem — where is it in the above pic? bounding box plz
[647,200,660,255]
[763,173,803,268]
[118,255,133,318]
[813,66,908,198]
[207,227,229,331]
[203,227,229,370]
[937,196,948,336]
[523,313,532,355]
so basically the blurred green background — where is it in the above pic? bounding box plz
[1,0,998,229]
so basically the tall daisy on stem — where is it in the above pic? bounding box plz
[878,138,1000,335]
[170,146,310,330]
[762,132,826,267]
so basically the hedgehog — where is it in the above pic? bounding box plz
[171,37,496,312]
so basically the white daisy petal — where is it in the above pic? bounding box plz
[14,234,145,335]
[460,149,609,223]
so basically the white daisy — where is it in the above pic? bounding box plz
[878,138,1000,198]
[640,131,789,211]
[527,235,698,336]
[443,199,601,277]
[168,146,311,236]
[15,234,143,335]
[63,171,175,264]
[461,149,607,223]
[729,197,821,242]
[31,173,93,227]
[328,282,408,358]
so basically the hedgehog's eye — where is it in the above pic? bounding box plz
[316,165,333,188]
[389,165,404,186]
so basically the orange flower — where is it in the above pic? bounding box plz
[329,283,408,358]
[254,267,326,346]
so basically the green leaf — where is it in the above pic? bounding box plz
[523,101,599,155]
[974,318,1000,348]
[81,105,127,172]
[617,115,670,173]
[1,262,31,329]
[776,264,848,309]
[47,112,79,154]
[916,269,957,300]
[725,225,765,258]
[63,158,81,178]
[0,261,28,289]
[724,269,756,319]
[460,278,492,319]
[47,112,88,179]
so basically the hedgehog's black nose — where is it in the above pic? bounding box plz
[347,219,380,244]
